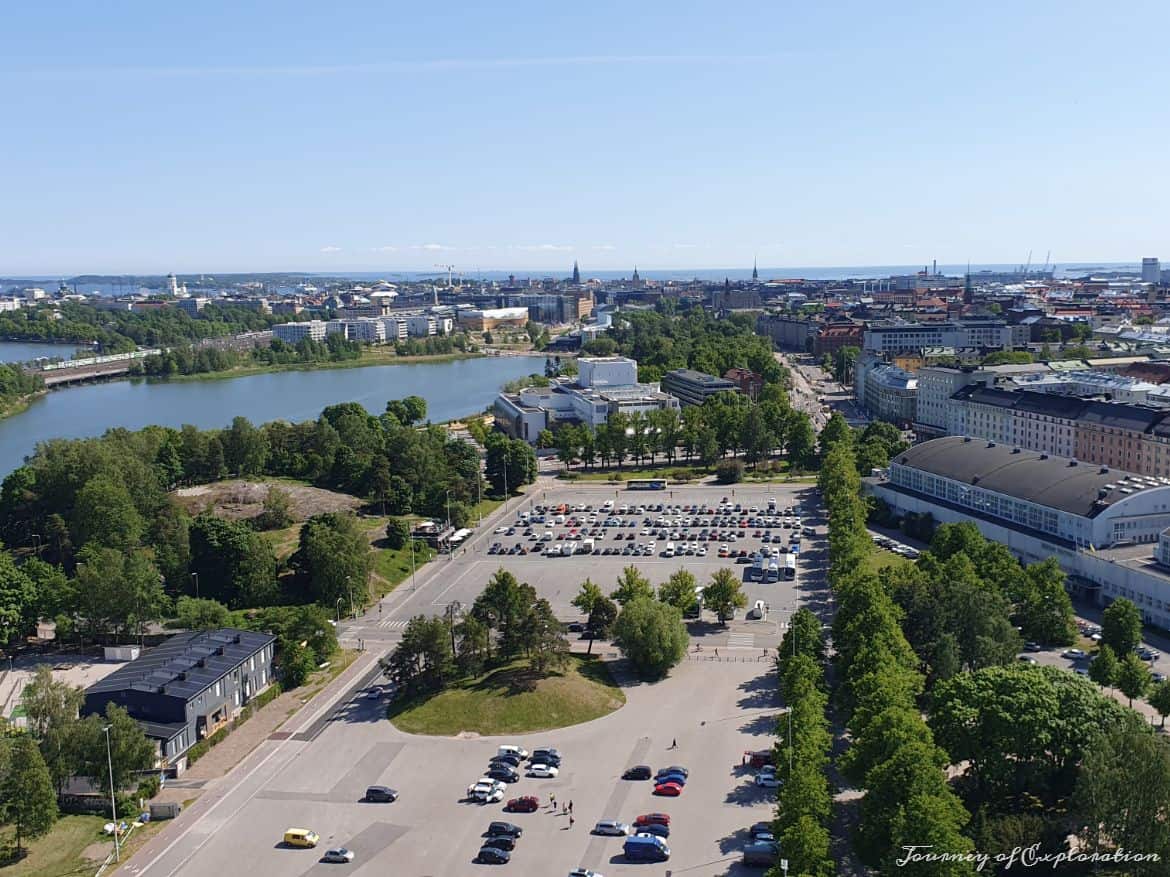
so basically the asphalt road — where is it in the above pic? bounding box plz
[128,482,830,877]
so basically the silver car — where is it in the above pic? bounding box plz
[321,848,354,864]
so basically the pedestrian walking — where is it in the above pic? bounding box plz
[562,803,567,815]
[569,815,575,829]
[550,793,556,809]
[671,738,677,749]
[714,648,719,658]
[568,800,573,814]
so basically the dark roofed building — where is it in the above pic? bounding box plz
[84,628,275,774]
[661,368,738,407]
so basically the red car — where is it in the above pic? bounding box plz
[505,796,539,813]
[634,812,671,827]
[653,782,683,797]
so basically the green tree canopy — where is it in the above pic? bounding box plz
[612,598,688,679]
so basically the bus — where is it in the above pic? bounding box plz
[783,555,797,581]
[627,479,667,491]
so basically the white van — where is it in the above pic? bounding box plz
[664,542,675,558]
[498,744,529,760]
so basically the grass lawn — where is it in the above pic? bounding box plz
[0,815,108,877]
[387,655,625,736]
[862,549,911,575]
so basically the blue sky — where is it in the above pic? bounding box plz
[2,1,1168,274]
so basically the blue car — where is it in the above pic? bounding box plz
[655,772,687,787]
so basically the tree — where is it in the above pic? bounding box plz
[572,578,605,655]
[75,546,168,640]
[381,614,455,694]
[1075,718,1170,874]
[174,596,230,630]
[611,565,654,606]
[1088,644,1119,690]
[0,548,36,643]
[1017,558,1076,645]
[1117,652,1151,707]
[221,416,268,475]
[657,569,698,613]
[0,734,58,855]
[471,569,535,660]
[702,567,748,624]
[612,598,688,679]
[385,517,411,550]
[520,598,570,674]
[714,459,744,484]
[77,703,155,799]
[71,474,144,552]
[786,412,816,469]
[454,615,489,676]
[1151,681,1170,729]
[1102,598,1143,657]
[189,514,278,608]
[291,512,373,612]
[253,486,293,530]
[818,412,852,455]
[587,596,618,643]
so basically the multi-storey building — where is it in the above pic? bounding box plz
[661,368,738,407]
[862,320,1029,355]
[273,320,327,343]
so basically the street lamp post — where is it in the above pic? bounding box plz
[103,725,120,862]
[345,576,354,618]
[191,572,200,599]
[445,490,453,531]
[409,538,417,591]
[335,597,343,623]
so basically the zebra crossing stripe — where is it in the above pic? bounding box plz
[727,633,755,648]
[378,619,408,630]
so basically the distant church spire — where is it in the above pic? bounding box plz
[752,257,758,282]
[572,260,580,284]
[632,265,640,283]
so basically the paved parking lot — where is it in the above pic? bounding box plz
[137,482,828,877]
[350,484,827,653]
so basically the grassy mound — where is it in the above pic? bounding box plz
[387,655,625,735]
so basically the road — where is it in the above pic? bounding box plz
[126,481,832,877]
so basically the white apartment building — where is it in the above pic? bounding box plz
[273,321,328,343]
[406,315,437,337]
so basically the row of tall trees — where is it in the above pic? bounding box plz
[820,431,977,875]
[552,385,819,473]
[771,608,833,875]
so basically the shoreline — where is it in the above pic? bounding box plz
[158,349,485,383]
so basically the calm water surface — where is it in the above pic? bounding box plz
[0,356,542,473]
[0,340,92,363]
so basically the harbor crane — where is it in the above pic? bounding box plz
[434,264,457,287]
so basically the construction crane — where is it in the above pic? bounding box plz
[1023,250,1033,277]
[434,264,456,287]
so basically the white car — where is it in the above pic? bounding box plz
[471,780,506,802]
[755,774,781,788]
[1062,649,1088,660]
[494,526,508,534]
[528,763,559,778]
[592,820,631,836]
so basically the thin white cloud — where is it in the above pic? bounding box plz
[370,245,398,252]
[592,244,617,251]
[7,54,791,81]
[413,243,451,251]
[513,244,574,252]
[319,245,342,253]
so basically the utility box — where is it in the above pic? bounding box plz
[103,645,140,662]
[149,801,182,820]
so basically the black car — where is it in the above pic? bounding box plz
[486,766,519,783]
[749,821,774,840]
[566,622,585,633]
[483,834,517,851]
[492,752,522,766]
[530,752,561,767]
[364,785,398,802]
[489,757,520,771]
[487,821,523,838]
[476,846,511,864]
[623,764,652,780]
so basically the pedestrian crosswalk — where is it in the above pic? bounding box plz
[727,633,755,649]
[377,619,409,631]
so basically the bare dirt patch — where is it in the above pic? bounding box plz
[172,480,361,523]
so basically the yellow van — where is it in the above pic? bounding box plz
[283,828,319,848]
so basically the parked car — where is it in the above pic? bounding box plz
[633,812,671,827]
[755,774,781,788]
[487,821,523,838]
[653,781,683,796]
[484,834,517,851]
[742,840,781,867]
[528,763,559,778]
[568,870,604,877]
[635,822,670,838]
[1023,642,1043,652]
[623,765,652,780]
[486,766,520,783]
[592,820,631,836]
[363,785,398,802]
[476,846,511,864]
[655,771,686,786]
[656,766,689,778]
[321,848,355,864]
[283,828,319,848]
[505,795,540,813]
[1063,649,1087,659]
[749,821,774,840]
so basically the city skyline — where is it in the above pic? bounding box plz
[3,1,1168,273]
